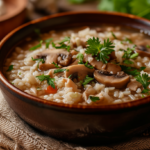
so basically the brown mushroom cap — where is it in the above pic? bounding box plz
[127,80,142,91]
[94,70,130,89]
[135,45,150,57]
[65,64,95,81]
[35,49,72,71]
[84,54,121,73]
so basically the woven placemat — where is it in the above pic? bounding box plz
[0,89,150,150]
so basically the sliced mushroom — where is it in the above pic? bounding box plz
[135,45,150,57]
[64,64,95,81]
[35,49,72,70]
[135,39,150,57]
[94,70,130,89]
[127,81,142,91]
[70,59,78,66]
[84,54,121,74]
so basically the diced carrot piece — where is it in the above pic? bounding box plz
[45,85,57,94]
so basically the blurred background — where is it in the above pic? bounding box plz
[0,0,150,40]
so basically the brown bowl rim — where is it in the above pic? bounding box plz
[0,0,27,22]
[1,11,150,111]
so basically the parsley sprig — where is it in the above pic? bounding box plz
[52,37,71,52]
[29,40,43,51]
[54,69,68,74]
[36,74,55,89]
[89,96,100,102]
[135,73,150,94]
[52,62,60,68]
[76,53,84,64]
[111,31,117,39]
[31,57,45,68]
[7,65,13,72]
[45,38,53,48]
[76,53,94,69]
[121,65,146,76]
[121,37,132,44]
[120,47,138,64]
[85,37,115,64]
[81,75,94,86]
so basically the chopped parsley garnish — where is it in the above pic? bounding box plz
[85,37,114,64]
[54,69,67,74]
[31,57,45,68]
[121,37,132,44]
[84,61,94,69]
[135,73,150,94]
[82,75,94,86]
[146,45,150,48]
[19,72,21,75]
[130,53,139,59]
[76,53,84,64]
[68,74,72,79]
[52,37,70,52]
[59,37,70,44]
[36,74,55,89]
[120,47,138,64]
[45,38,53,48]
[89,96,100,102]
[29,40,43,51]
[7,65,13,72]
[121,65,146,76]
[52,62,60,68]
[111,31,117,39]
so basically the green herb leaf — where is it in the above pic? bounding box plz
[146,45,150,48]
[36,74,55,89]
[45,38,53,48]
[84,61,94,69]
[59,37,70,44]
[89,96,100,102]
[31,57,45,68]
[52,62,60,68]
[123,60,133,65]
[7,65,13,72]
[29,40,43,51]
[121,65,145,76]
[135,73,150,89]
[82,75,94,85]
[76,53,84,64]
[85,37,114,64]
[68,74,72,79]
[52,37,70,52]
[54,69,67,74]
[120,47,138,64]
[122,37,132,44]
[130,53,139,59]
[111,31,117,39]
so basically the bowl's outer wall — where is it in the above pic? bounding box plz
[1,12,150,142]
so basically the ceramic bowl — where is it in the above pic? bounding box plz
[1,11,150,143]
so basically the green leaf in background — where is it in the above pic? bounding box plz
[98,0,114,11]
[130,0,150,19]
[98,0,150,20]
